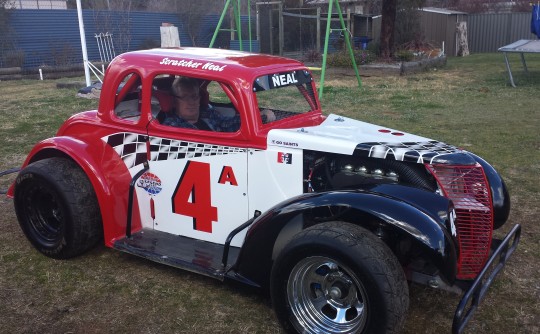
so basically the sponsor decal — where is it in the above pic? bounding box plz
[277,152,292,164]
[271,139,299,147]
[254,70,311,91]
[159,57,226,72]
[137,172,163,195]
[272,72,298,87]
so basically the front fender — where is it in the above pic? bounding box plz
[467,152,511,229]
[235,185,458,289]
[9,136,140,247]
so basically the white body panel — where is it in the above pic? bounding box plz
[268,114,431,155]
[148,151,249,247]
[247,147,303,216]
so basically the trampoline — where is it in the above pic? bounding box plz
[498,39,540,87]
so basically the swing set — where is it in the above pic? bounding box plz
[209,0,362,97]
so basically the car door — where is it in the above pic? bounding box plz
[143,76,250,247]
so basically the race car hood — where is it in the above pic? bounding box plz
[268,114,472,164]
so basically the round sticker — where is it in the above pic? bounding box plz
[137,172,162,195]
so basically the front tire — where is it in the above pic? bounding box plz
[14,158,102,259]
[271,222,408,334]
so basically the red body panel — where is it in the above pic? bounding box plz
[11,47,324,247]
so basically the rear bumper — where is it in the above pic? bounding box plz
[452,224,521,334]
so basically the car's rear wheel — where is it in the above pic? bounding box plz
[14,158,102,259]
[271,222,408,334]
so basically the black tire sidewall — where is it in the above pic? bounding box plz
[14,158,101,259]
[271,224,405,334]
[15,164,74,257]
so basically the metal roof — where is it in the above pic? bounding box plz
[305,0,365,5]
[421,7,467,15]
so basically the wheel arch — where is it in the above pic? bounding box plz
[11,137,137,247]
[234,187,458,289]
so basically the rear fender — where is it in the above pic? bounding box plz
[10,137,140,247]
[235,185,458,289]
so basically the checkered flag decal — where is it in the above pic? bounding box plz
[103,133,148,169]
[148,137,245,161]
[355,141,462,163]
[102,132,246,169]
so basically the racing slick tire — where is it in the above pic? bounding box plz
[14,157,102,259]
[270,222,408,334]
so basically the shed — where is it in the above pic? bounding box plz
[372,7,468,56]
[304,0,367,15]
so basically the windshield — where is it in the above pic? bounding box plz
[253,70,318,125]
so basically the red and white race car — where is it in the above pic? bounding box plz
[7,48,520,334]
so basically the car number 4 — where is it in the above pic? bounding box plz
[172,161,238,233]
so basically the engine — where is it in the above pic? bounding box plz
[303,151,501,280]
[303,151,437,193]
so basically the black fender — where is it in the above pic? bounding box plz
[467,152,511,229]
[234,184,458,289]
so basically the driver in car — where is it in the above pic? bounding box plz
[162,76,275,132]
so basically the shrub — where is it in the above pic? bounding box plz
[327,49,375,67]
[367,41,380,57]
[394,50,414,62]
[3,50,25,67]
[50,43,77,66]
[303,49,321,63]
[138,38,161,50]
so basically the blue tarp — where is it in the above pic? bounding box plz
[531,5,540,38]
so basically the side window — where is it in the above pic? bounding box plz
[152,74,240,133]
[114,73,142,122]
[206,81,238,118]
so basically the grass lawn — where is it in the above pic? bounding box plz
[0,52,539,333]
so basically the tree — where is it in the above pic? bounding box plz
[379,0,397,59]
[0,0,17,67]
[395,0,425,48]
[379,0,426,59]
[174,0,225,47]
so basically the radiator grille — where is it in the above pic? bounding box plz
[427,164,493,279]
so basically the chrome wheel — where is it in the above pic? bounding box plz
[287,256,368,334]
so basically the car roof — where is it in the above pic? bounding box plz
[110,47,305,81]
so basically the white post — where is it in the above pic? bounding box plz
[95,34,104,63]
[76,0,91,87]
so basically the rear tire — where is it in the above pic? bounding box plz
[270,222,408,334]
[14,158,102,259]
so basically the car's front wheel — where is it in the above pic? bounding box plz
[271,222,408,334]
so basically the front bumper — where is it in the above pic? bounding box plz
[452,223,521,334]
